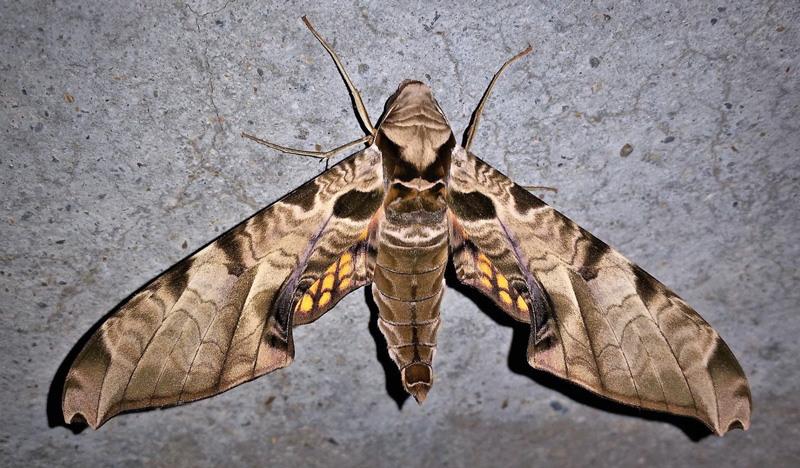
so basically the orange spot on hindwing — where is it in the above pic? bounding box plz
[456,214,532,322]
[299,294,314,313]
[478,260,492,277]
[322,274,335,292]
[472,250,530,317]
[496,273,509,290]
[318,292,331,307]
[516,296,529,313]
[499,290,512,305]
[293,247,363,323]
[338,253,353,278]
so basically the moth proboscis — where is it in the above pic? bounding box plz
[62,16,751,435]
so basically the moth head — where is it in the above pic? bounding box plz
[377,80,454,171]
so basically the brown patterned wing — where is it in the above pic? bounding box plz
[447,146,751,436]
[63,147,384,428]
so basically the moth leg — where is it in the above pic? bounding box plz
[463,45,532,150]
[241,17,376,164]
[241,133,371,160]
[302,16,375,136]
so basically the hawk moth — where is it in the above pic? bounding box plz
[62,18,751,435]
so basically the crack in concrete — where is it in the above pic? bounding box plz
[437,33,466,112]
[185,0,238,25]
[202,51,224,128]
[170,1,264,214]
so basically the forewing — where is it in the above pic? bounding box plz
[63,146,384,428]
[447,146,751,436]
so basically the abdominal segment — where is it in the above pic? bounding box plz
[372,220,448,403]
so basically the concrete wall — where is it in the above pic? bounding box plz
[2,0,798,466]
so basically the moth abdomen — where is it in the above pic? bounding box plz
[372,219,448,404]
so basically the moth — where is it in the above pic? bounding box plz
[62,17,751,435]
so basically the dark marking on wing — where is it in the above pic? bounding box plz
[631,263,660,304]
[287,180,320,211]
[509,184,547,212]
[333,189,384,220]
[577,237,612,281]
[447,191,496,220]
[157,258,194,301]
[217,230,247,277]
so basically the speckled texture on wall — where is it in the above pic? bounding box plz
[1,0,798,466]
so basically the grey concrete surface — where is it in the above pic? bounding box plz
[2,0,798,466]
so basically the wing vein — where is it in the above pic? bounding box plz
[98,288,183,419]
[578,273,642,406]
[639,292,701,415]
[178,271,253,401]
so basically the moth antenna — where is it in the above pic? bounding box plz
[521,185,558,193]
[302,16,376,136]
[241,133,371,160]
[463,45,532,151]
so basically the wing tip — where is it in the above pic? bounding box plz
[711,398,752,436]
[712,414,750,436]
[529,353,752,437]
[706,336,753,436]
[62,375,114,430]
[62,406,103,430]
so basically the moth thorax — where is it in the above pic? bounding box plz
[380,81,452,171]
